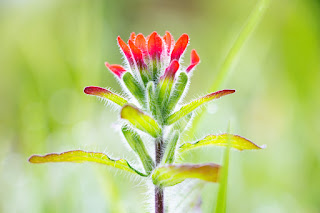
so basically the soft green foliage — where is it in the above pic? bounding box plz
[29,150,147,176]
[152,164,221,187]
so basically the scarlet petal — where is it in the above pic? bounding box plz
[105,62,127,78]
[129,32,136,42]
[135,33,147,53]
[128,40,147,70]
[186,49,200,73]
[163,31,174,55]
[171,34,189,61]
[117,36,134,65]
[148,32,163,60]
[163,59,179,79]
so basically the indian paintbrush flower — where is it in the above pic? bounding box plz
[29,31,264,213]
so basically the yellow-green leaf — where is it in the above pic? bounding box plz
[29,150,147,176]
[152,163,221,187]
[166,90,235,125]
[121,104,161,138]
[180,133,264,153]
[84,86,127,106]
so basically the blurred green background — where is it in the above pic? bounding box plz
[1,0,319,212]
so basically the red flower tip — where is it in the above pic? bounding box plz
[84,86,110,96]
[186,49,200,73]
[105,62,127,78]
[163,31,174,55]
[129,32,136,42]
[171,34,189,61]
[135,33,147,53]
[117,36,134,65]
[128,40,147,70]
[148,31,163,60]
[163,59,180,79]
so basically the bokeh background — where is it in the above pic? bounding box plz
[1,0,319,212]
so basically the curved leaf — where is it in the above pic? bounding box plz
[84,86,128,107]
[122,127,154,174]
[152,163,221,187]
[29,150,147,176]
[166,90,235,125]
[180,134,264,153]
[121,104,161,138]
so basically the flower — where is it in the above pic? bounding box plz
[105,31,200,84]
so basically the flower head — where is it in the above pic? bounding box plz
[107,31,200,84]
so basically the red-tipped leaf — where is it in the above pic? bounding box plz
[186,49,200,73]
[105,62,127,78]
[148,31,163,60]
[171,34,189,61]
[84,86,128,106]
[117,36,134,65]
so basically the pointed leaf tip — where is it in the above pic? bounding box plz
[171,34,189,61]
[121,104,161,138]
[180,133,265,153]
[152,163,221,187]
[186,49,200,73]
[166,89,235,125]
[29,150,147,176]
[84,86,128,107]
[105,62,127,78]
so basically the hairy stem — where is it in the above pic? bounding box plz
[155,137,164,213]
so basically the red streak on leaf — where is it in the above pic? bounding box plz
[148,31,163,60]
[105,62,127,78]
[84,86,111,96]
[171,34,189,61]
[186,49,200,73]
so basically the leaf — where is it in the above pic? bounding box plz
[152,163,221,187]
[166,90,235,125]
[166,72,188,111]
[179,134,264,153]
[122,127,154,174]
[29,150,147,176]
[120,104,161,138]
[122,72,146,107]
[162,131,179,164]
[84,86,128,107]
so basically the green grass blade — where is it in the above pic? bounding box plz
[215,124,232,213]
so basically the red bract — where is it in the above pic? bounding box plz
[105,32,198,85]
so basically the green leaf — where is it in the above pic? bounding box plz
[84,86,128,107]
[179,134,264,153]
[122,72,146,107]
[122,127,154,174]
[167,72,188,111]
[29,150,147,176]
[120,104,161,138]
[166,90,235,125]
[157,78,174,111]
[162,131,179,164]
[146,81,158,117]
[152,163,221,187]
